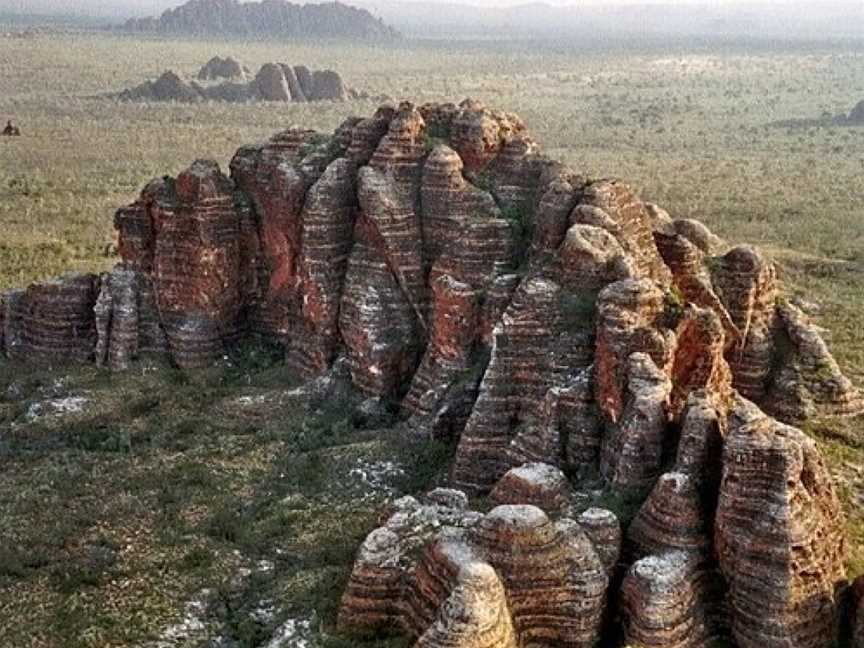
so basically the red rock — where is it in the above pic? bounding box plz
[529,178,580,259]
[478,274,520,345]
[338,213,420,397]
[669,305,733,418]
[418,102,457,136]
[506,387,569,471]
[5,102,861,648]
[553,223,637,287]
[229,129,321,341]
[715,396,847,648]
[559,368,603,472]
[594,278,674,424]
[421,144,512,287]
[600,352,672,491]
[768,301,864,421]
[620,551,719,648]
[449,99,510,174]
[576,508,621,576]
[362,104,428,324]
[482,134,545,213]
[710,245,778,403]
[471,505,610,647]
[290,157,356,376]
[488,463,572,514]
[403,275,480,429]
[654,228,737,344]
[627,472,710,560]
[345,105,395,166]
[574,180,672,284]
[151,160,245,367]
[1,274,99,364]
[340,490,616,648]
[415,561,518,648]
[674,393,725,486]
[452,276,592,492]
[94,267,140,370]
[673,218,725,254]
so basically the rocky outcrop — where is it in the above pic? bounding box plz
[1,274,99,364]
[3,98,859,648]
[620,551,720,648]
[488,463,572,514]
[599,352,672,491]
[122,0,401,40]
[116,63,353,104]
[708,245,863,422]
[339,489,616,648]
[118,70,204,102]
[768,301,864,420]
[197,55,247,80]
[711,245,778,402]
[715,397,847,648]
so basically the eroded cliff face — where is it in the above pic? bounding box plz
[0,99,860,648]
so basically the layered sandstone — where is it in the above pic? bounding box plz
[339,489,616,648]
[1,273,99,364]
[715,397,847,648]
[1,98,860,648]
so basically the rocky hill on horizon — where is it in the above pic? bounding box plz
[121,0,401,40]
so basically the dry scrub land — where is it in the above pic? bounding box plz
[0,32,862,647]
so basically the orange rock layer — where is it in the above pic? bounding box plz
[0,99,860,648]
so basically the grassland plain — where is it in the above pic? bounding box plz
[0,32,862,648]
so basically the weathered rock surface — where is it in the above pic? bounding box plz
[197,55,248,80]
[1,273,99,364]
[620,551,719,648]
[117,62,353,103]
[122,0,402,40]
[118,70,204,102]
[3,99,859,648]
[715,396,847,648]
[848,99,864,124]
[488,462,571,514]
[339,492,616,648]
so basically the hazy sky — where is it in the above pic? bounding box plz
[0,0,834,10]
[1,0,860,20]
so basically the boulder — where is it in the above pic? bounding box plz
[197,55,247,80]
[254,63,291,101]
[310,69,347,101]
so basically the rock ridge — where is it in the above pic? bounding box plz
[1,98,860,648]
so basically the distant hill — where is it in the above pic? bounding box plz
[352,0,864,41]
[121,0,401,40]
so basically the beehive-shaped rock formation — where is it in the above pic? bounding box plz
[0,99,860,648]
[338,490,615,648]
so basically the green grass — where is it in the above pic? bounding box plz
[0,349,453,647]
[0,29,862,647]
